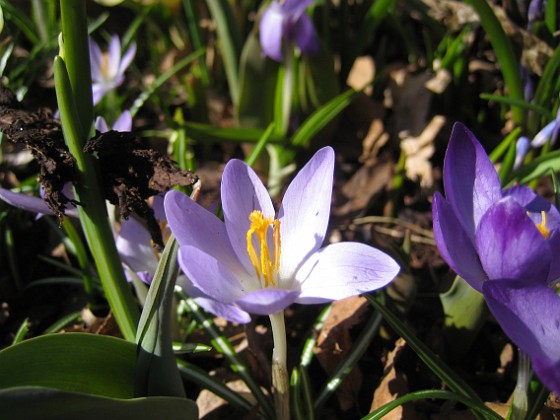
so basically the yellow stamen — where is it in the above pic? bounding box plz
[101,52,110,78]
[535,210,550,238]
[246,210,281,287]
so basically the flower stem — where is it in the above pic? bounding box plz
[269,311,290,420]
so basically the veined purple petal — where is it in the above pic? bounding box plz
[260,3,285,62]
[279,147,334,280]
[293,14,319,56]
[221,160,275,275]
[164,190,244,272]
[444,123,502,242]
[295,242,399,304]
[107,35,121,78]
[483,280,560,393]
[432,192,488,291]
[177,245,257,303]
[476,198,550,282]
[235,288,300,315]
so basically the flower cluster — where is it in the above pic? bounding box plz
[433,123,560,394]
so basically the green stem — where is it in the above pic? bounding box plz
[269,311,289,420]
[56,0,139,341]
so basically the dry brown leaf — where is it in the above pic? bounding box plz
[315,296,370,410]
[370,337,415,418]
[400,115,446,188]
[347,56,376,95]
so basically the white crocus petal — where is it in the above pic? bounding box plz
[221,159,276,275]
[259,2,285,62]
[295,242,400,304]
[107,35,121,79]
[89,39,104,82]
[119,42,137,75]
[95,116,110,133]
[531,120,556,147]
[113,110,133,132]
[278,147,334,282]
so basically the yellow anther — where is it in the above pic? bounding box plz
[101,53,110,78]
[535,210,550,238]
[246,210,281,287]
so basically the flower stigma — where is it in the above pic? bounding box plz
[534,211,550,238]
[246,210,281,287]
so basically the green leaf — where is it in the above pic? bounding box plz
[0,387,197,420]
[237,28,279,128]
[364,389,503,420]
[181,122,283,144]
[0,333,136,398]
[135,235,185,397]
[439,276,487,362]
[509,149,560,185]
[291,88,360,147]
[465,0,524,125]
[205,0,242,104]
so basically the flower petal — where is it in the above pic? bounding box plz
[92,83,108,105]
[533,357,560,395]
[164,190,242,271]
[259,3,285,62]
[193,297,251,324]
[118,42,136,75]
[107,35,121,78]
[476,198,550,282]
[295,242,399,304]
[293,14,319,56]
[503,184,560,231]
[0,188,54,215]
[278,147,334,281]
[432,192,488,291]
[283,0,313,15]
[116,217,158,274]
[95,116,110,133]
[88,38,103,82]
[177,275,251,324]
[443,123,502,242]
[235,288,300,315]
[177,245,256,303]
[112,110,132,132]
[221,159,275,275]
[482,280,560,393]
[546,231,560,284]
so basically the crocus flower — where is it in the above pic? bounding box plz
[164,147,400,321]
[259,0,319,62]
[432,122,560,393]
[89,35,136,105]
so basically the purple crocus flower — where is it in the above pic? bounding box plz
[259,0,319,62]
[164,147,399,321]
[89,35,136,105]
[432,122,560,393]
[95,110,132,133]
